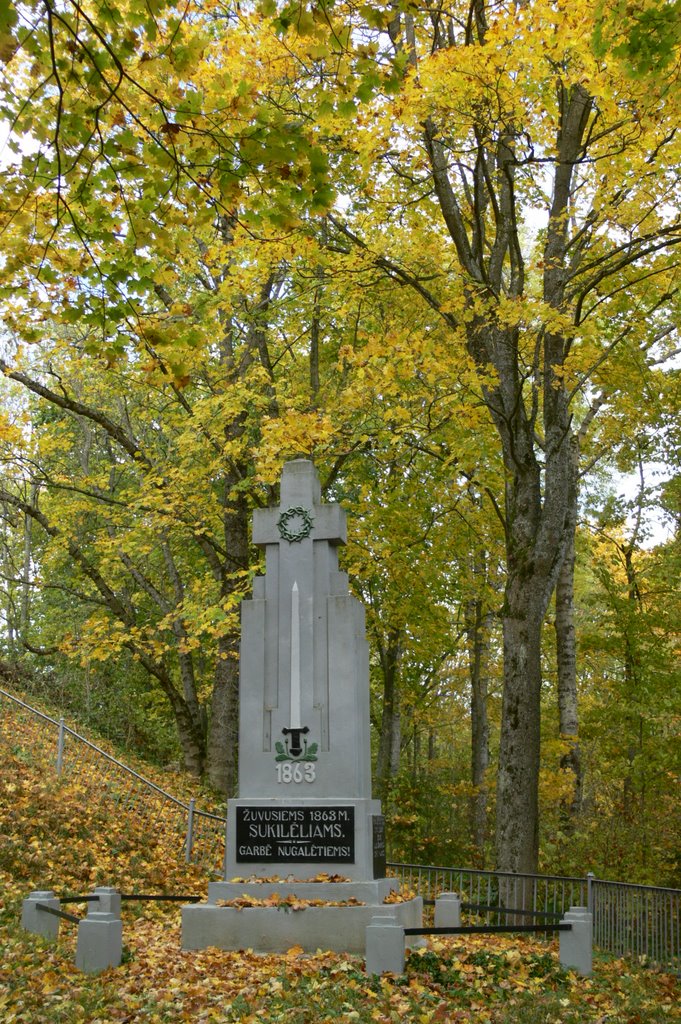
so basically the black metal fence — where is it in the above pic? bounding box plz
[388,862,680,974]
[590,877,681,971]
[387,862,587,923]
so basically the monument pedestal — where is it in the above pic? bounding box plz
[181,461,422,954]
[182,874,422,954]
[181,887,422,955]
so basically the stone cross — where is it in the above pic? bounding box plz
[250,459,347,761]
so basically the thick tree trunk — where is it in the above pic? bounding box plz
[207,634,240,795]
[555,514,582,818]
[495,596,544,875]
[206,483,250,796]
[159,674,206,779]
[175,646,205,741]
[465,594,491,864]
[174,711,206,778]
[492,390,575,875]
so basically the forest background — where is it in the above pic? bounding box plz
[0,0,679,888]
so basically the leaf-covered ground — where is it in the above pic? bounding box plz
[1,706,679,1023]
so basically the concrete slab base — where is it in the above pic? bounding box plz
[181,885,422,955]
[208,878,400,904]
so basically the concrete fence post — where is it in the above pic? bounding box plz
[559,906,593,976]
[75,888,123,973]
[365,916,406,976]
[434,892,461,929]
[92,886,122,917]
[22,890,61,939]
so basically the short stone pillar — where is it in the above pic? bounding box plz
[559,906,593,976]
[434,892,461,929]
[365,916,405,976]
[76,898,123,974]
[22,890,61,940]
[92,886,122,917]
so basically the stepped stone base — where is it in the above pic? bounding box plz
[208,878,399,903]
[181,880,422,955]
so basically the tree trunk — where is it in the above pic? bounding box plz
[495,595,544,875]
[161,539,206,746]
[206,479,250,796]
[0,509,18,659]
[492,407,574,875]
[161,674,206,779]
[207,633,240,795]
[465,594,491,865]
[20,481,39,640]
[555,511,582,819]
[375,628,402,803]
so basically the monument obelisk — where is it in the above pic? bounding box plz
[182,459,421,953]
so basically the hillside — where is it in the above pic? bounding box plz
[1,696,679,1024]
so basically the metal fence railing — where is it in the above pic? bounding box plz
[387,862,588,920]
[0,687,226,875]
[388,862,680,975]
[2,686,679,973]
[590,877,680,972]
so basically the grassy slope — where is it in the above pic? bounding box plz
[0,699,679,1024]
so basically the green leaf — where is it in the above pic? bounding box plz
[0,0,17,34]
[360,4,389,30]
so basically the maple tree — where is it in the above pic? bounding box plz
[270,0,681,875]
[0,0,680,878]
[0,339,251,790]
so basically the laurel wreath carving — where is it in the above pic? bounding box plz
[277,506,314,543]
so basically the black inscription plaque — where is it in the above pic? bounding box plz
[372,814,386,878]
[236,806,355,863]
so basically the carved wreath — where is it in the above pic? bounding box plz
[277,506,314,543]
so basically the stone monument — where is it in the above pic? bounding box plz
[182,459,421,953]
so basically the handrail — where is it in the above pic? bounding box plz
[405,924,572,935]
[587,876,681,895]
[0,688,189,810]
[0,685,227,873]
